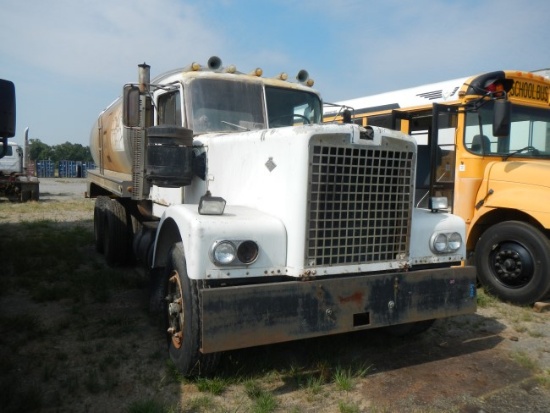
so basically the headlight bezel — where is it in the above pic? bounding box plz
[430,231,462,254]
[210,239,259,266]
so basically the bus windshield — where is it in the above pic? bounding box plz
[464,101,550,157]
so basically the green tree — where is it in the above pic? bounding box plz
[52,141,92,162]
[28,138,53,161]
[28,139,93,162]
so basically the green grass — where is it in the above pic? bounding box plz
[243,380,278,412]
[0,199,153,412]
[476,289,500,308]
[195,376,228,395]
[338,400,361,413]
[2,192,549,413]
[511,350,538,371]
[0,218,146,303]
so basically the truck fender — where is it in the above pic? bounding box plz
[409,209,467,264]
[152,204,288,280]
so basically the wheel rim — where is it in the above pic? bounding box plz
[167,270,184,349]
[489,241,535,288]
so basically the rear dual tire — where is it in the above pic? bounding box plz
[94,196,132,266]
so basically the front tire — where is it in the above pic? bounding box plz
[165,242,220,377]
[475,221,550,304]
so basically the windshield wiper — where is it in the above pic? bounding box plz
[221,120,249,131]
[503,146,539,161]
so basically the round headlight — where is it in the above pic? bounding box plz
[212,241,237,265]
[433,233,448,253]
[448,232,462,252]
[237,240,259,264]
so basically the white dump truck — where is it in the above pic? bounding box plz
[87,57,476,376]
[0,80,39,202]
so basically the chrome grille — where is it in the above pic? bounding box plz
[307,144,414,266]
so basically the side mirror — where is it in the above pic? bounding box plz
[0,79,16,138]
[493,99,511,137]
[343,109,352,124]
[123,85,141,127]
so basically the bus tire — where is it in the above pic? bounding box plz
[103,199,129,266]
[475,221,550,305]
[165,242,220,377]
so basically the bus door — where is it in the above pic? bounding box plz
[391,106,458,210]
[430,103,458,211]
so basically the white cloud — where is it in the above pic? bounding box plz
[1,0,549,145]
[1,0,226,83]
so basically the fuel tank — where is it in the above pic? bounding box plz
[89,97,133,174]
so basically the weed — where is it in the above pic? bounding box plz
[511,351,537,371]
[165,359,186,384]
[476,289,499,308]
[334,366,354,392]
[251,392,277,413]
[196,376,228,395]
[529,329,545,338]
[304,374,324,395]
[244,379,263,399]
[338,400,360,413]
[242,379,278,412]
[186,395,216,412]
[536,370,550,389]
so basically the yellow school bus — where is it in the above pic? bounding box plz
[325,71,550,304]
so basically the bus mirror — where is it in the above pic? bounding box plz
[493,99,511,137]
[0,79,16,138]
[343,109,352,124]
[123,85,141,127]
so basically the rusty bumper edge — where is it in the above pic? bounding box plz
[200,266,477,353]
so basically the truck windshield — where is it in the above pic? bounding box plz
[188,78,266,134]
[266,86,322,127]
[187,78,323,134]
[465,101,550,157]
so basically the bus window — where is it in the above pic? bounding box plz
[531,121,549,151]
[465,102,550,156]
[464,103,494,154]
[366,113,395,130]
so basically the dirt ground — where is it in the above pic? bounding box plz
[1,178,550,412]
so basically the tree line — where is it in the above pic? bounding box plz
[28,139,93,162]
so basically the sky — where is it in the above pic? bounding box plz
[1,0,549,147]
